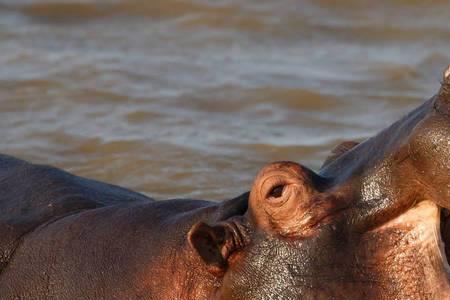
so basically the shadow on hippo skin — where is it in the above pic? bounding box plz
[2,66,450,299]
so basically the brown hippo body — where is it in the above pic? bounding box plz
[0,154,248,299]
[2,66,450,299]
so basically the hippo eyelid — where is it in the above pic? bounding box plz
[268,185,285,199]
[260,175,287,200]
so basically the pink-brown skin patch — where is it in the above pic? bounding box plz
[357,201,450,299]
[2,66,450,299]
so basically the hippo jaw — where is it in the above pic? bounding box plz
[358,200,450,299]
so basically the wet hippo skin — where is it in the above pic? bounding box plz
[2,67,450,299]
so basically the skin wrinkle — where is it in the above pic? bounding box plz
[265,187,301,220]
[0,207,92,279]
[259,174,291,207]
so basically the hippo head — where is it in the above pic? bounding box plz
[188,67,450,299]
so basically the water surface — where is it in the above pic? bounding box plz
[0,0,449,200]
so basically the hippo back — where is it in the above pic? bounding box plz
[0,154,153,271]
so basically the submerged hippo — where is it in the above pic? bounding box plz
[2,67,450,299]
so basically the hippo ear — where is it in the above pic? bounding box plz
[321,140,359,169]
[188,220,246,276]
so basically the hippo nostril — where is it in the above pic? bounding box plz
[268,185,285,199]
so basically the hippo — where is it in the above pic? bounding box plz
[2,66,450,299]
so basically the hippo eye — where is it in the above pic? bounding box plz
[268,185,285,199]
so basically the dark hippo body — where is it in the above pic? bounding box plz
[2,67,450,299]
[0,154,248,299]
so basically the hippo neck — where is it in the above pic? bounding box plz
[356,200,450,299]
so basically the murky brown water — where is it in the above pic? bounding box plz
[0,0,449,200]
